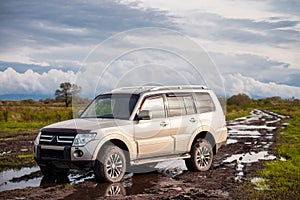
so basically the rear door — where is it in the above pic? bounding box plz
[134,95,173,158]
[166,93,199,153]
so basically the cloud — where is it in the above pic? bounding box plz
[0,0,299,99]
[210,52,300,87]
[120,1,300,65]
[0,0,174,65]
[75,28,226,97]
[224,73,300,99]
[0,67,76,95]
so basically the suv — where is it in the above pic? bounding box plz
[34,86,227,182]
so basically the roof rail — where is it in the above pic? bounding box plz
[111,86,155,92]
[111,85,208,93]
[150,85,207,91]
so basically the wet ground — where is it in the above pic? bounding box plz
[0,110,288,199]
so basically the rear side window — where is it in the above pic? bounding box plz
[167,95,186,117]
[183,96,196,115]
[167,94,196,117]
[195,93,215,113]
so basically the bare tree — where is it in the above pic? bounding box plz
[55,82,81,107]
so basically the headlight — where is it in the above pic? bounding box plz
[34,131,42,145]
[73,133,96,147]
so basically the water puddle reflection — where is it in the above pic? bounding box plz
[225,109,288,182]
[0,167,41,192]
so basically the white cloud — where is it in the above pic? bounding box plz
[120,0,297,20]
[224,73,300,98]
[0,67,76,95]
[0,0,299,99]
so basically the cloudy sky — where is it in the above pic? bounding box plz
[0,0,299,99]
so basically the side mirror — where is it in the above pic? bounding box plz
[137,110,152,120]
[78,110,84,118]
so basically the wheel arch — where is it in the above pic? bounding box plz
[92,134,134,162]
[188,131,217,155]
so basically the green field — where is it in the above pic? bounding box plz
[245,103,300,199]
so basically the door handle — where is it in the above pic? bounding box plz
[160,122,168,127]
[189,118,196,123]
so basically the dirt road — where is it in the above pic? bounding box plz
[0,110,288,199]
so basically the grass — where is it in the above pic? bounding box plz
[0,103,74,172]
[254,105,300,199]
[226,105,254,120]
[17,153,34,160]
[0,122,47,134]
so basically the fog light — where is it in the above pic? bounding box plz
[74,150,83,158]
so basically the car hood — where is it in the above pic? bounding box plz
[41,118,133,132]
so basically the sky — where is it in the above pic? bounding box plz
[0,0,299,99]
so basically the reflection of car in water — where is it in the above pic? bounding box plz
[34,86,227,182]
[40,175,126,197]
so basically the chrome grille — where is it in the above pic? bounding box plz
[39,132,76,146]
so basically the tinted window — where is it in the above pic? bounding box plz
[141,96,165,118]
[195,93,215,113]
[167,95,186,117]
[183,96,196,115]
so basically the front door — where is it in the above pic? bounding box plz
[134,95,173,158]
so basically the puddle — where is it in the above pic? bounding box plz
[0,160,187,197]
[224,109,288,182]
[0,167,41,192]
[226,138,238,144]
[227,125,276,131]
[223,151,277,163]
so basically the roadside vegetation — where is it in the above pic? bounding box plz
[227,94,300,199]
[0,93,299,199]
[250,103,299,199]
[0,98,89,172]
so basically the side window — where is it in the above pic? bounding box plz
[195,93,215,113]
[141,96,165,118]
[183,96,196,115]
[167,95,186,117]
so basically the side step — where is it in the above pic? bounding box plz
[131,153,190,166]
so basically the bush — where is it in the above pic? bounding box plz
[227,93,252,106]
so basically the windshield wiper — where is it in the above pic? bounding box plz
[96,114,114,119]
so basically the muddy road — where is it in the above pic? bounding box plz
[0,110,288,199]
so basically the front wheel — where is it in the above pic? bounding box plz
[94,145,126,183]
[185,139,213,171]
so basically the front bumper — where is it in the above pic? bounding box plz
[34,144,94,170]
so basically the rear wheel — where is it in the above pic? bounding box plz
[185,139,213,171]
[94,145,126,183]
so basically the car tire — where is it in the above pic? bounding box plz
[94,145,126,183]
[185,138,213,172]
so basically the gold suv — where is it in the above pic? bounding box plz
[34,86,227,182]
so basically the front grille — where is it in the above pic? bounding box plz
[40,133,75,146]
[39,129,78,146]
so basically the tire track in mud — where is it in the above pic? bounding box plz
[0,110,289,199]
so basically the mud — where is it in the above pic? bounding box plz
[0,110,288,199]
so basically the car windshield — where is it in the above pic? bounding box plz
[80,94,139,120]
